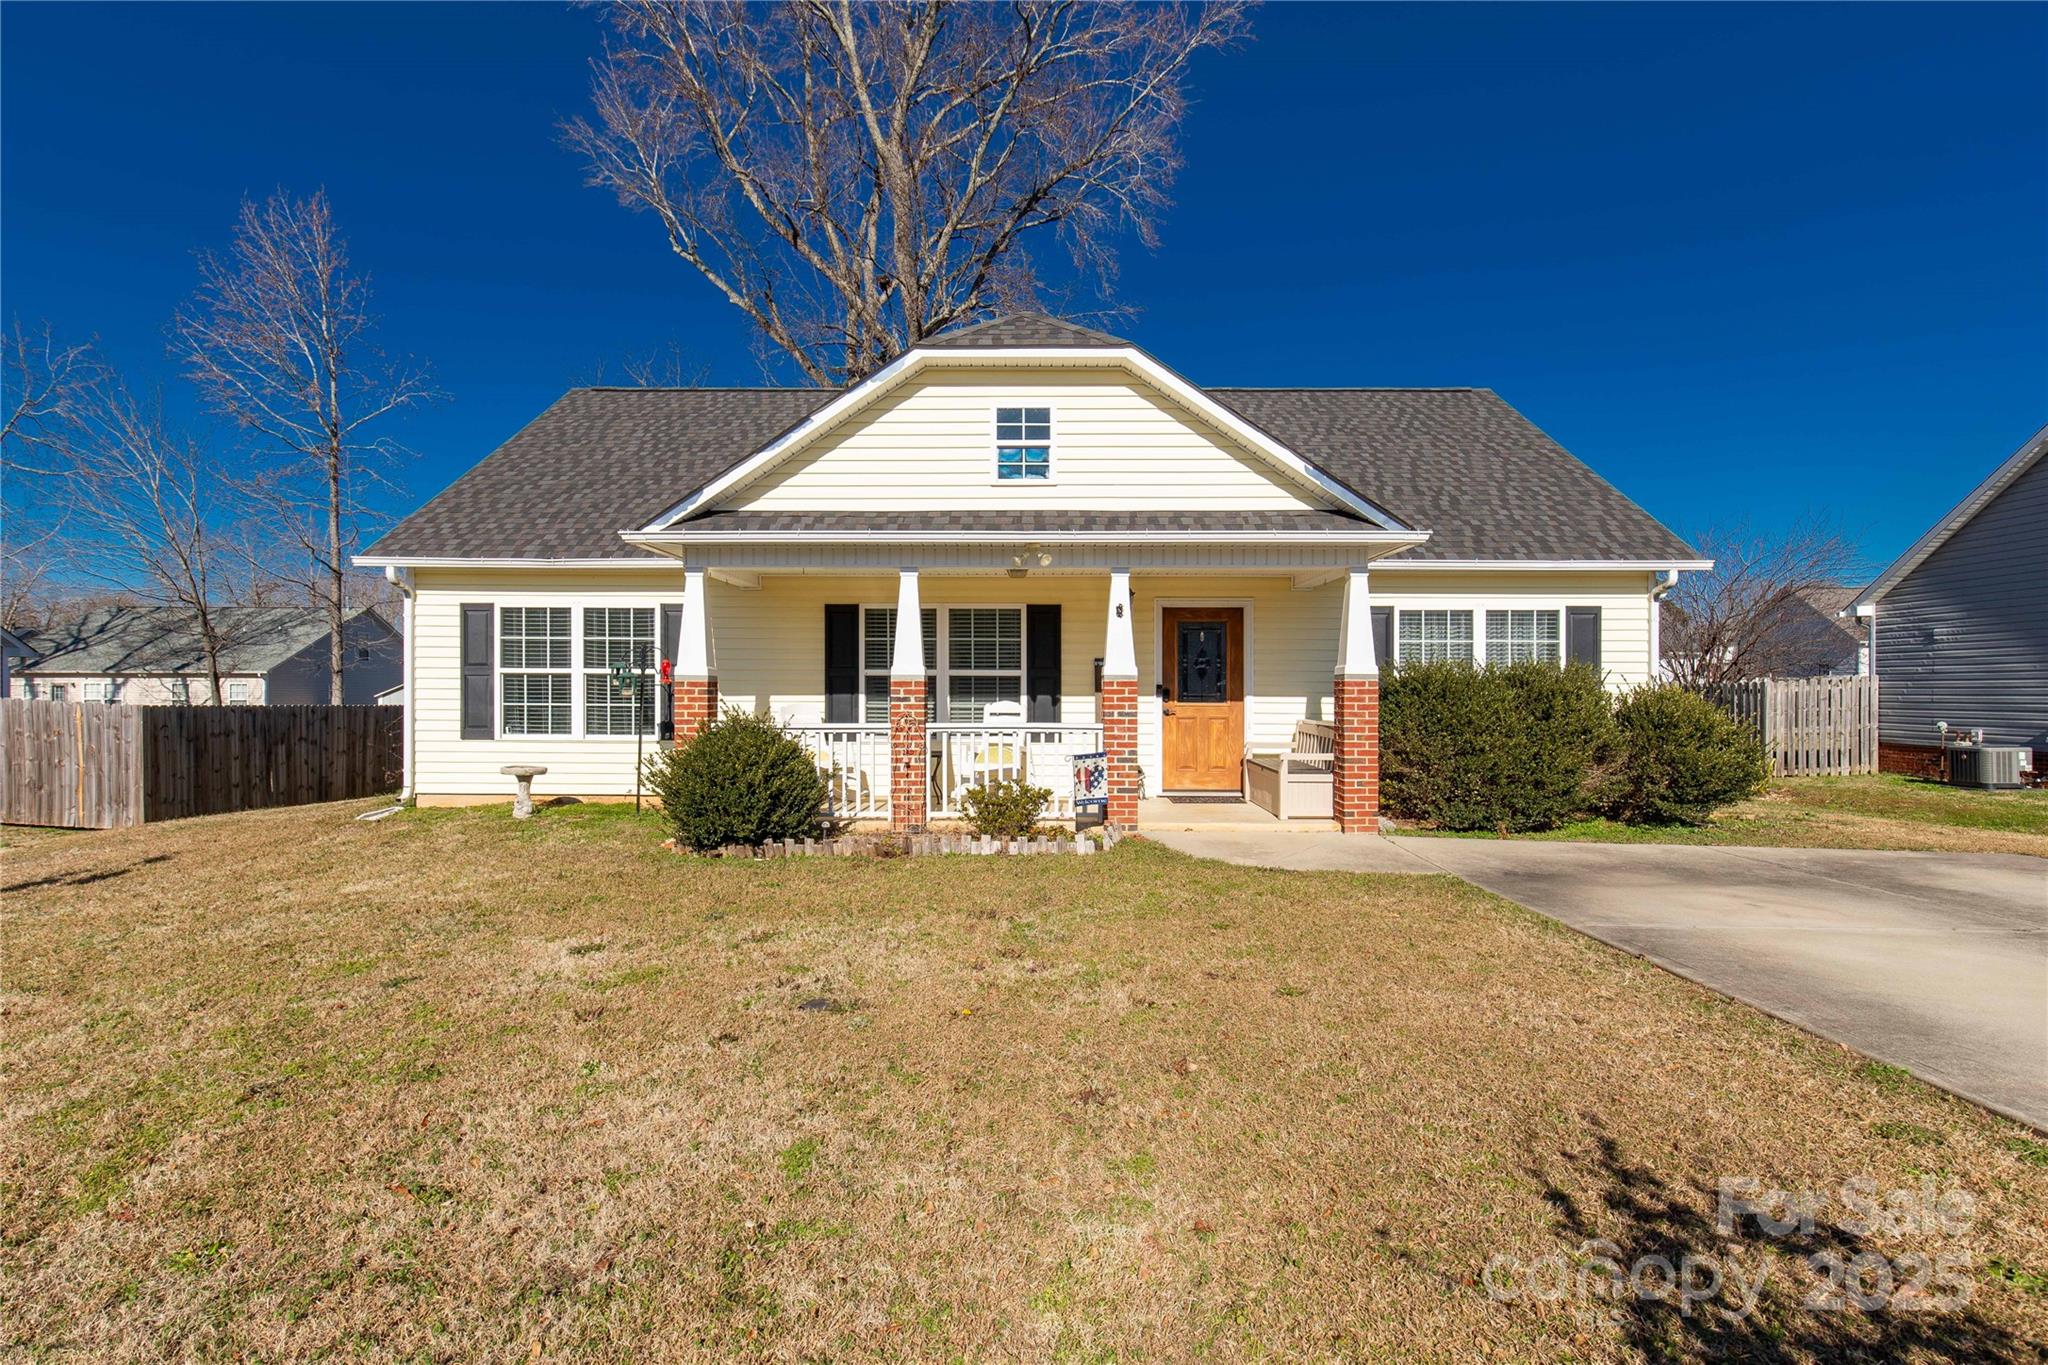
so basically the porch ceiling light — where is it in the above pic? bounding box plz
[1009,545,1053,575]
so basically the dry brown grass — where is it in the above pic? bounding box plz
[4,800,2045,1361]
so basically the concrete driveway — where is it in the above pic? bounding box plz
[1147,831,2048,1128]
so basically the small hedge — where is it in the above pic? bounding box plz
[959,775,1052,838]
[1600,685,1769,825]
[1382,665,1765,832]
[1382,660,1615,832]
[643,710,826,851]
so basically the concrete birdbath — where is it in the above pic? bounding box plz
[501,765,549,819]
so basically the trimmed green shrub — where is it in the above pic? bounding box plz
[1381,660,1615,832]
[643,710,826,851]
[1601,685,1769,825]
[959,775,1052,839]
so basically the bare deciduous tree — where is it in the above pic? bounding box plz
[174,190,434,702]
[1661,521,1864,689]
[3,323,108,631]
[39,372,257,703]
[568,0,1249,384]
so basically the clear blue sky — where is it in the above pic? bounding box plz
[5,2,2044,575]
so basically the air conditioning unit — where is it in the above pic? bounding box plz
[1946,745,2032,790]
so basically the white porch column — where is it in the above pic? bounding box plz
[889,568,928,829]
[1100,568,1139,826]
[674,566,717,743]
[1335,567,1377,678]
[1332,567,1380,832]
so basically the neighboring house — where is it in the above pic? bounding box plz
[357,313,1704,830]
[1659,583,1869,681]
[0,626,35,698]
[1850,423,2048,775]
[17,605,402,706]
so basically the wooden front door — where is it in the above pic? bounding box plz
[1161,607,1245,791]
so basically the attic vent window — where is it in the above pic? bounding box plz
[995,407,1052,481]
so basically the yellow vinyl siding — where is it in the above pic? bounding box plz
[410,565,1658,799]
[1370,569,1658,688]
[727,367,1332,512]
[412,567,684,797]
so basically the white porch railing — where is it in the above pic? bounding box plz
[790,722,1106,822]
[790,725,892,819]
[928,724,1104,819]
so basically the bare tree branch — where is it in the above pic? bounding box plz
[32,370,262,703]
[173,190,437,702]
[566,1,1250,384]
[1662,521,1864,688]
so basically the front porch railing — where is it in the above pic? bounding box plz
[928,723,1104,819]
[789,725,891,820]
[789,721,1106,822]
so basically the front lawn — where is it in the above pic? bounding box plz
[1408,775,2048,857]
[5,801,2046,1360]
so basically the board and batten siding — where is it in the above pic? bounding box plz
[1874,454,2048,751]
[410,565,1658,800]
[725,367,1329,512]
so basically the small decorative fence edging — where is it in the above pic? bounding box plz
[666,825,1129,860]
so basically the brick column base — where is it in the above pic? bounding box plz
[1100,678,1139,828]
[1333,675,1380,833]
[673,677,717,746]
[889,678,929,831]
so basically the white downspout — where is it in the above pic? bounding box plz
[1649,569,1678,681]
[385,566,416,802]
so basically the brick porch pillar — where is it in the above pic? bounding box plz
[1333,567,1381,833]
[674,565,716,745]
[889,678,929,830]
[1101,568,1140,828]
[673,677,718,745]
[887,568,928,831]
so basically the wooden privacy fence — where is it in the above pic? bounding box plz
[1706,676,1879,776]
[1,700,402,829]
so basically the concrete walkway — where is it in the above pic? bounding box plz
[1146,829,2048,1129]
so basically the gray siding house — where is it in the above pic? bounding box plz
[1851,424,2047,774]
[17,605,402,707]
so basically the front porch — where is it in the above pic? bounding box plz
[661,559,1387,834]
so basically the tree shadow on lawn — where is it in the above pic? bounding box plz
[2,852,172,894]
[1522,1120,2037,1362]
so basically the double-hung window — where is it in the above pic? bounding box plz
[1484,609,1561,666]
[82,681,113,703]
[995,407,1051,480]
[225,681,250,705]
[860,606,937,723]
[582,607,657,735]
[500,607,572,735]
[1397,609,1474,664]
[944,608,1023,721]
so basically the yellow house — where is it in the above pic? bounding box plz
[357,315,1704,831]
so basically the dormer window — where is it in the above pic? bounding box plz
[995,407,1052,480]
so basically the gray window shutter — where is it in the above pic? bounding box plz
[659,604,683,739]
[1567,606,1602,670]
[460,604,493,739]
[824,605,860,723]
[1026,605,1061,722]
[1370,606,1394,673]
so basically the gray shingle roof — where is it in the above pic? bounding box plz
[918,312,1130,350]
[672,509,1371,535]
[362,346,1693,564]
[22,605,386,676]
[364,388,834,561]
[1209,388,1698,562]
